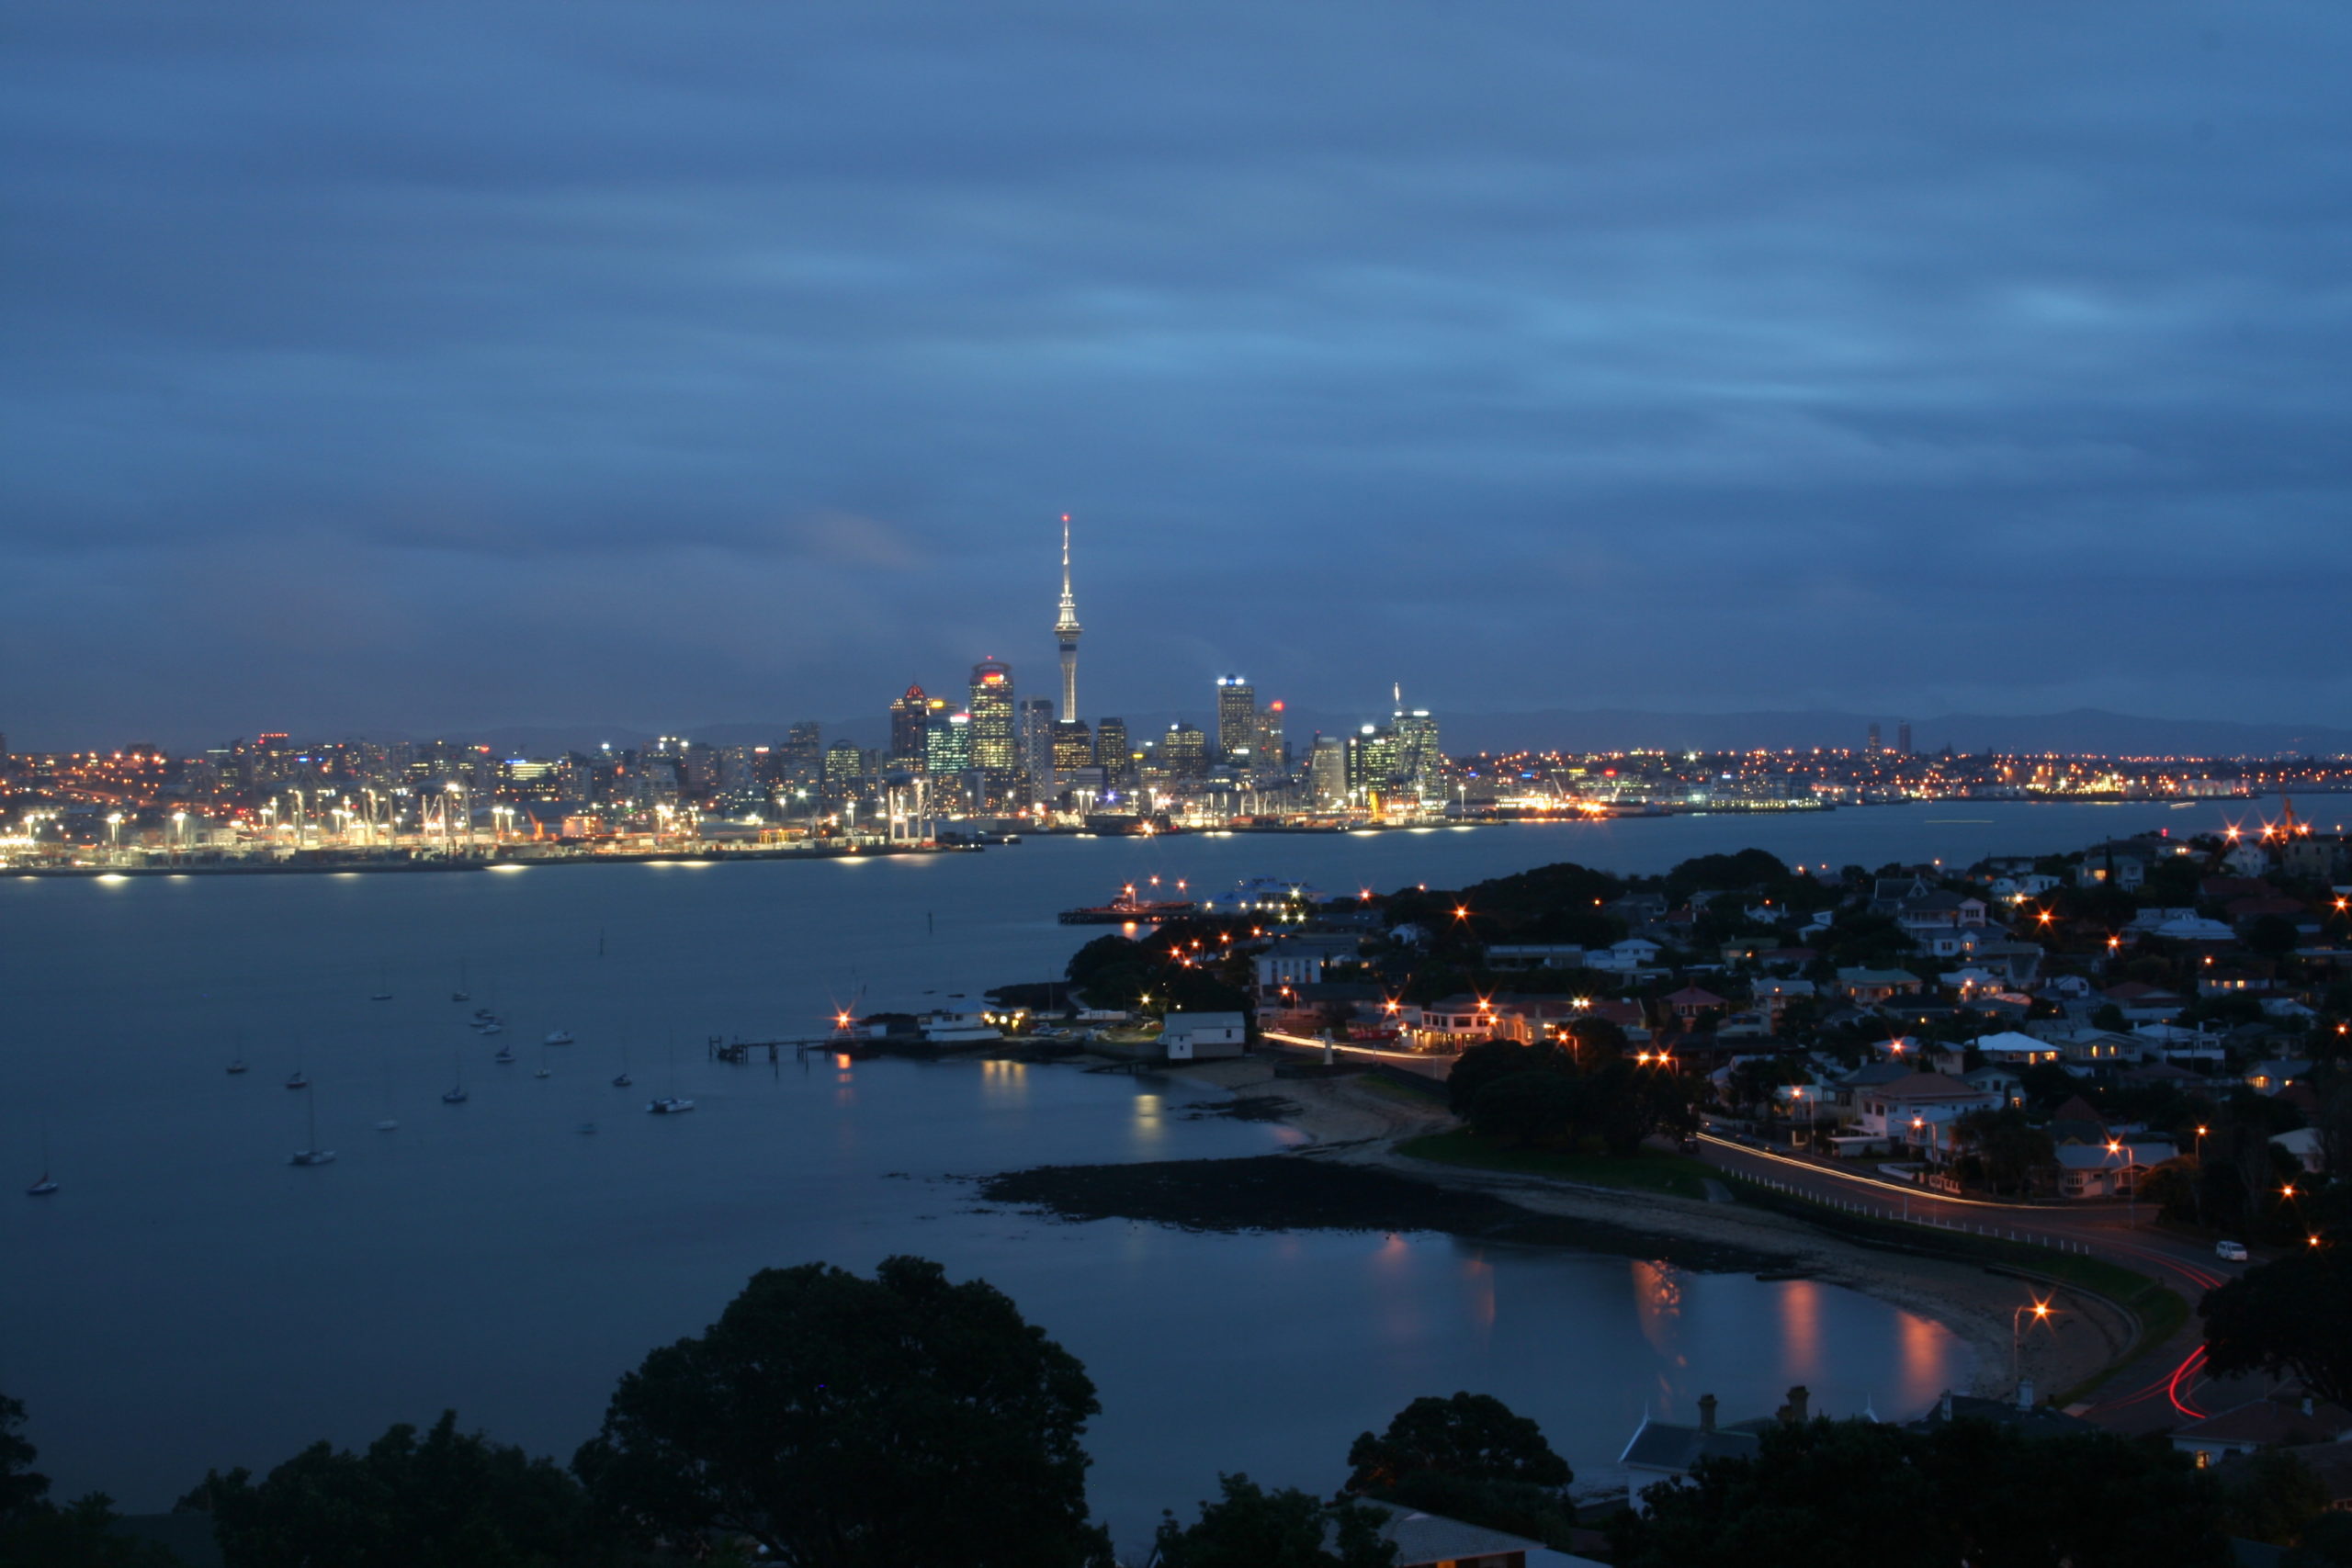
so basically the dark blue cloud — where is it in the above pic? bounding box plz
[4,1,2349,748]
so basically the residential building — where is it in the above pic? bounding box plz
[1162,1010,1247,1061]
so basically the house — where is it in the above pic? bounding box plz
[1161,1010,1247,1062]
[1618,1392,1775,1506]
[2075,843,2152,891]
[2132,1021,2225,1064]
[1408,996,1514,1045]
[1663,986,1728,1023]
[2271,1127,2327,1175]
[1484,942,1589,972]
[1585,938,1663,973]
[1963,1066,2025,1106]
[1838,967,1923,1006]
[1855,1071,2004,1149]
[1909,1387,2100,1440]
[1363,1507,1563,1568]
[1973,1031,2064,1067]
[2055,1138,2177,1200]
[2045,1028,2138,1067]
[1896,891,1989,932]
[2101,981,2188,1023]
[2245,1058,2312,1095]
[2170,1393,2352,1467]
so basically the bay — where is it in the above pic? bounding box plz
[0,800,2258,1548]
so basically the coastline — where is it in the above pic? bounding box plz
[1002,1055,2135,1405]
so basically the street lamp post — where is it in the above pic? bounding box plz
[2012,1299,2053,1391]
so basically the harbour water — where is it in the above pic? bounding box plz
[0,801,2266,1546]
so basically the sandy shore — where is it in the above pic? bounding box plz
[1136,1059,2133,1402]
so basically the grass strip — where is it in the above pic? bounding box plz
[1397,1130,1713,1201]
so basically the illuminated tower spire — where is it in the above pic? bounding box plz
[1054,513,1082,722]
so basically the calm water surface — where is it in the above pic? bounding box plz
[0,803,2255,1545]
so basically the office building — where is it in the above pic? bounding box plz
[1394,706,1442,800]
[1162,723,1209,779]
[967,658,1016,773]
[889,685,930,767]
[1215,675,1257,762]
[925,713,973,778]
[1051,719,1094,775]
[1093,716,1131,789]
[1867,721,1883,755]
[1897,719,1913,757]
[1253,699,1286,775]
[1308,737,1348,808]
[822,739,865,802]
[1348,724,1399,795]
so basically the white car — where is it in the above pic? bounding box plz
[2216,1240,2249,1263]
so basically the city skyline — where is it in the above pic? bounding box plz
[6,6,2352,747]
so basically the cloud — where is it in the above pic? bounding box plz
[3,1,2350,747]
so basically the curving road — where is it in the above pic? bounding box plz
[1691,1132,2243,1431]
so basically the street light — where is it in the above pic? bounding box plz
[2012,1298,2053,1389]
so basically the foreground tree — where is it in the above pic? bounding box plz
[1153,1474,1396,1568]
[0,1393,168,1567]
[2202,1240,2352,1409]
[179,1409,605,1568]
[1608,1416,2228,1568]
[576,1256,1111,1568]
[1343,1393,1574,1546]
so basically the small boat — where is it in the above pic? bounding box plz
[453,958,471,1002]
[533,1066,552,1079]
[493,1045,515,1065]
[285,1071,311,1090]
[227,1059,249,1076]
[368,963,392,1002]
[646,1097,695,1115]
[27,1173,58,1197]
[576,1122,599,1134]
[451,989,471,1002]
[612,1072,633,1088]
[374,1118,400,1132]
[481,1023,503,1036]
[290,1095,335,1166]
[473,1007,495,1021]
[544,1031,574,1045]
[441,1086,469,1105]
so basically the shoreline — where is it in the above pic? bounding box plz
[994,1055,2134,1405]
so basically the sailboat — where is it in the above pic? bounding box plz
[289,1091,336,1166]
[544,1030,575,1045]
[369,961,392,1002]
[286,1059,311,1090]
[493,1043,515,1065]
[26,1135,57,1196]
[451,957,471,1003]
[227,1058,249,1075]
[611,1045,632,1089]
[533,1043,552,1079]
[376,1058,400,1131]
[646,1042,695,1114]
[442,1055,469,1105]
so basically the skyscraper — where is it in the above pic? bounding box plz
[1051,719,1094,774]
[889,684,930,768]
[1215,675,1257,762]
[1897,719,1913,757]
[925,713,973,777]
[1308,737,1348,808]
[1093,716,1131,788]
[1053,514,1082,724]
[1866,721,1883,755]
[1253,699,1286,775]
[967,658,1015,773]
[1019,698,1056,792]
[1161,723,1208,779]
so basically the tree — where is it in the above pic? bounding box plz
[0,1393,46,1519]
[1445,1039,1568,1115]
[1153,1474,1395,1568]
[180,1410,604,1568]
[1950,1107,2055,1196]
[1469,1071,1585,1147]
[2201,1242,2352,1409]
[1343,1393,1573,1546]
[575,1257,1112,1568]
[1608,1416,2228,1568]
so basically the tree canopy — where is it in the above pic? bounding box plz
[2201,1240,2352,1409]
[1153,1474,1395,1568]
[1608,1416,2228,1568]
[1342,1393,1574,1547]
[179,1410,605,1568]
[574,1255,1112,1568]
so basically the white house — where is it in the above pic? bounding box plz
[1854,1072,2004,1148]
[1973,1031,2064,1067]
[1162,1010,1247,1061]
[1586,938,1663,973]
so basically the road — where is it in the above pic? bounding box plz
[1693,1132,2242,1430]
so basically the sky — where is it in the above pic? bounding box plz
[5,2,2351,751]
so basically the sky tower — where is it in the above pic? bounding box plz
[1053,513,1082,722]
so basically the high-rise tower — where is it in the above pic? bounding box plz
[967,658,1015,773]
[1053,513,1082,723]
